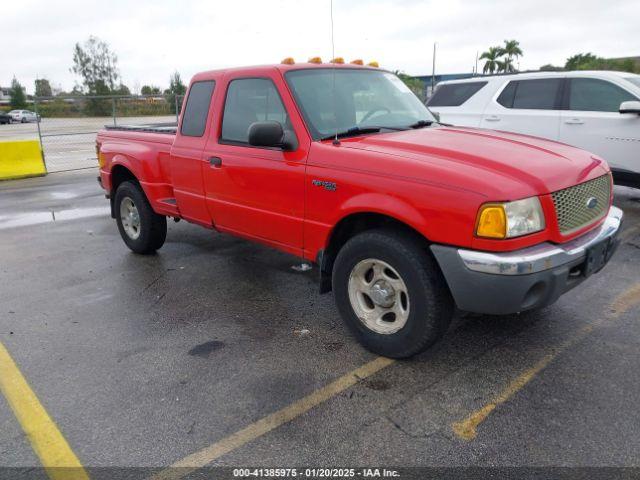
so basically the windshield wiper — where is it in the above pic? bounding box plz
[320,125,404,141]
[407,119,434,129]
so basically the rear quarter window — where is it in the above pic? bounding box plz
[181,80,215,137]
[427,81,488,107]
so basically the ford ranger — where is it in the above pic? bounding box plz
[97,60,623,358]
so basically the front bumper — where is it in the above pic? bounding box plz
[431,206,623,315]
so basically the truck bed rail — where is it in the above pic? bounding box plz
[104,123,177,134]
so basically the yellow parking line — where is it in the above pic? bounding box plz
[610,282,640,316]
[0,342,89,480]
[452,282,640,441]
[152,356,395,480]
[452,325,594,441]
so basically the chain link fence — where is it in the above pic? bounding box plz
[0,84,433,175]
[20,94,184,172]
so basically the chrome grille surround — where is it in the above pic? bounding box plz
[551,174,611,235]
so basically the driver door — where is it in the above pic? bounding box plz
[201,72,309,255]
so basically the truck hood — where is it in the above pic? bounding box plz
[338,126,609,198]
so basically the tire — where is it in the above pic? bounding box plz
[114,181,167,254]
[332,229,453,358]
[21,117,26,123]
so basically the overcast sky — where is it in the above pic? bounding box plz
[3,0,638,94]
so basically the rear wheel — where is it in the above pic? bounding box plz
[114,181,167,254]
[332,229,453,358]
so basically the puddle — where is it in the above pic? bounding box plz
[0,206,110,229]
[49,191,80,200]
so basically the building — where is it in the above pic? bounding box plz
[416,73,476,98]
[0,87,11,105]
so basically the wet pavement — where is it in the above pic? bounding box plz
[1,169,640,475]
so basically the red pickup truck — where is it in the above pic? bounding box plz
[97,61,623,358]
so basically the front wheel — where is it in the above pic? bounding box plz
[114,181,167,254]
[332,229,453,358]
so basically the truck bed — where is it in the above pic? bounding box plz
[104,122,177,134]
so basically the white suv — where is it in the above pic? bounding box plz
[428,71,640,188]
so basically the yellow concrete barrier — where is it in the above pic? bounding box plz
[0,140,47,180]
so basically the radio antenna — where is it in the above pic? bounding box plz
[330,0,340,145]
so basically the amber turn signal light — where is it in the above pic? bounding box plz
[476,205,507,239]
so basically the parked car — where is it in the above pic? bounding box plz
[0,111,11,124]
[9,110,40,123]
[428,71,640,188]
[96,61,622,358]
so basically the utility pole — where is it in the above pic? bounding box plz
[431,42,437,97]
[475,51,479,76]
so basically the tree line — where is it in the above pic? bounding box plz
[479,40,639,75]
[7,36,186,114]
[8,36,639,112]
[541,53,640,73]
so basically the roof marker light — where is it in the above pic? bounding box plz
[281,57,295,65]
[367,61,379,67]
[350,59,364,65]
[331,57,345,64]
[308,56,323,64]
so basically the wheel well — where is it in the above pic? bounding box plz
[111,165,138,193]
[109,165,139,218]
[318,212,429,293]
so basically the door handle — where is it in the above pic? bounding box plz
[484,115,500,122]
[564,118,584,125]
[209,156,222,167]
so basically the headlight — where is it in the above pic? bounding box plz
[476,197,545,239]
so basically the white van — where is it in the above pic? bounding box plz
[428,71,640,188]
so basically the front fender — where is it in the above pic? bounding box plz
[335,192,430,237]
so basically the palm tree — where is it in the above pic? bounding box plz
[480,47,502,74]
[497,57,516,74]
[502,39,523,70]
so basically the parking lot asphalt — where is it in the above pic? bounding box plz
[1,169,640,475]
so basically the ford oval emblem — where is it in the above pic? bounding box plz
[586,197,598,209]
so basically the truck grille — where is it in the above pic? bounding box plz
[551,174,611,235]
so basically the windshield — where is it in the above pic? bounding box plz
[285,68,434,140]
[625,76,640,89]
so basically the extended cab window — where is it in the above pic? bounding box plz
[181,81,215,137]
[427,81,487,107]
[568,78,637,112]
[221,78,290,144]
[497,79,562,110]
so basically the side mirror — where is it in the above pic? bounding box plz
[619,100,640,114]
[248,121,295,150]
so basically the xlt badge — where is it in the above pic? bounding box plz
[312,179,337,191]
